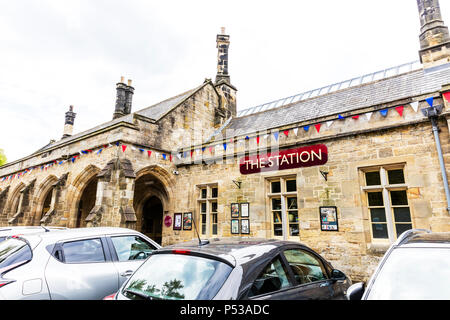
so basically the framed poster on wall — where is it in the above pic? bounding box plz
[319,206,338,231]
[241,203,249,217]
[173,213,182,230]
[231,203,240,218]
[231,219,240,234]
[241,219,250,234]
[183,212,193,230]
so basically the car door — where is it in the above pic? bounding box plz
[44,237,120,300]
[106,234,158,288]
[279,248,336,300]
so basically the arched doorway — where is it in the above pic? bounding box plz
[134,172,170,245]
[141,196,163,244]
[75,177,98,228]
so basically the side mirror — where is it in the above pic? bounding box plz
[331,269,346,281]
[346,282,365,300]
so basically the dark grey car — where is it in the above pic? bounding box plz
[113,237,351,300]
[347,229,450,300]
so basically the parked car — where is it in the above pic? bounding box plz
[0,226,68,242]
[346,229,450,300]
[0,227,160,300]
[109,237,351,300]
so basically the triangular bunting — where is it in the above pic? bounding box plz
[147,150,152,157]
[273,132,279,141]
[443,92,450,103]
[223,143,227,150]
[410,101,419,112]
[256,136,260,144]
[293,128,298,136]
[326,120,333,128]
[283,130,289,137]
[338,114,345,120]
[303,125,310,132]
[352,115,359,120]
[380,109,388,117]
[315,124,321,133]
[395,106,404,117]
[365,112,373,121]
[426,97,434,107]
[121,145,127,152]
[162,154,166,160]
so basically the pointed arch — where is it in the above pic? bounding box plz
[135,164,176,207]
[4,182,26,220]
[65,164,101,228]
[31,175,58,225]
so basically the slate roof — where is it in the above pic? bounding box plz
[222,62,450,138]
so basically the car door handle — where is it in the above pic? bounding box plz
[120,270,134,277]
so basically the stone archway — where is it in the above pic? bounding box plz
[31,175,58,226]
[134,165,175,245]
[4,182,26,224]
[66,165,100,228]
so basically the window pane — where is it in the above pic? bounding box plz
[274,225,283,236]
[271,181,281,193]
[288,211,298,223]
[211,202,217,213]
[283,249,327,284]
[286,180,297,192]
[366,171,381,186]
[272,198,282,210]
[391,190,408,206]
[201,189,207,199]
[370,208,386,222]
[111,236,155,261]
[63,239,105,263]
[388,169,405,184]
[289,224,299,236]
[372,223,388,239]
[395,224,412,238]
[201,202,207,213]
[273,211,282,223]
[287,197,297,209]
[368,192,384,206]
[212,224,218,235]
[212,188,218,198]
[248,257,290,297]
[394,207,411,222]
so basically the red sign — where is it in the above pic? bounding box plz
[164,215,172,228]
[239,144,328,175]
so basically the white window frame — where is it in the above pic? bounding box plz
[197,184,218,237]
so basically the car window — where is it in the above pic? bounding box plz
[111,236,156,261]
[62,238,105,263]
[248,256,290,298]
[283,249,328,284]
[0,238,32,271]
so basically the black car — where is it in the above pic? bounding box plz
[111,237,351,300]
[347,229,450,300]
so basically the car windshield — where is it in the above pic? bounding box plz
[367,247,450,300]
[122,253,232,300]
[0,238,32,272]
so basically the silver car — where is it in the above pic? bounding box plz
[0,226,68,242]
[0,227,160,300]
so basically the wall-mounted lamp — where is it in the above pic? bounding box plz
[232,180,242,189]
[320,171,329,181]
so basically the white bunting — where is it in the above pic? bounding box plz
[410,101,419,112]
[365,112,373,121]
[293,128,299,136]
[264,134,269,139]
[326,121,333,128]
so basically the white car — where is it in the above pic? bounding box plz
[0,227,160,300]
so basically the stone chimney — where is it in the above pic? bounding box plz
[214,27,237,122]
[417,0,450,67]
[113,76,134,119]
[62,105,76,139]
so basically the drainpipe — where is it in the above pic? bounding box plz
[422,104,450,214]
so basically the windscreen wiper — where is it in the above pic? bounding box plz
[123,289,162,300]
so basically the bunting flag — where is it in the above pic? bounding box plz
[209,146,213,154]
[170,154,173,162]
[245,136,250,140]
[410,101,419,112]
[315,124,321,133]
[352,115,359,120]
[426,97,434,107]
[190,150,194,158]
[115,142,120,146]
[223,143,227,151]
[326,120,333,128]
[380,109,388,117]
[273,132,279,141]
[256,136,260,144]
[264,134,269,140]
[293,128,298,136]
[443,92,450,103]
[202,147,206,152]
[162,154,166,160]
[122,145,127,152]
[395,106,404,117]
[147,150,152,157]
[338,114,345,120]
[365,112,373,121]
[283,130,289,137]
[303,125,310,132]
[97,148,103,155]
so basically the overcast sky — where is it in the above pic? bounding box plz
[1,0,449,163]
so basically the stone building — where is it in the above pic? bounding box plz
[1,1,449,281]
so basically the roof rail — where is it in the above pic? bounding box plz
[396,229,431,246]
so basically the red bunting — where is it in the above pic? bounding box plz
[256,136,260,144]
[169,154,173,162]
[395,106,404,117]
[147,150,152,157]
[122,145,127,152]
[190,150,194,158]
[283,130,289,137]
[315,124,321,133]
[352,115,359,120]
[443,92,450,103]
[209,147,213,154]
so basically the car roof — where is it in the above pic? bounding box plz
[398,230,450,248]
[159,237,307,266]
